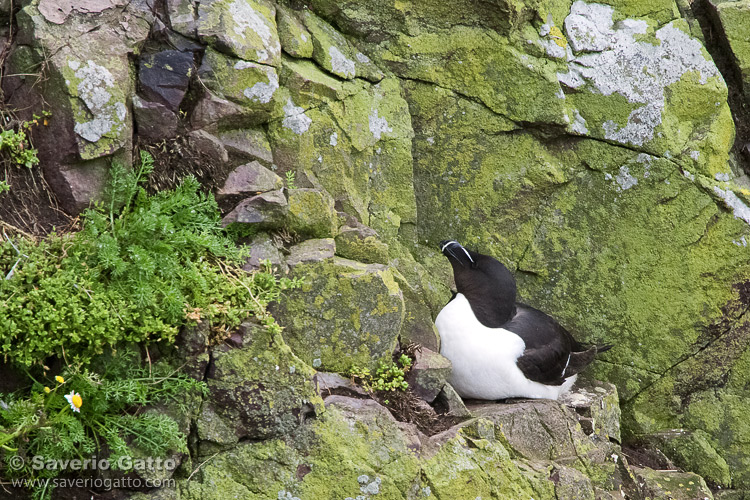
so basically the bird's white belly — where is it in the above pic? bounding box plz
[436,294,576,400]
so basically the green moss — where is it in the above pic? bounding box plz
[277,5,314,58]
[335,229,390,264]
[197,322,324,444]
[275,258,404,372]
[375,26,567,124]
[420,420,555,499]
[269,72,415,238]
[287,188,339,238]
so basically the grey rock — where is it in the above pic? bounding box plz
[190,90,254,130]
[315,372,369,399]
[133,96,179,139]
[433,382,470,418]
[44,156,111,214]
[240,232,287,273]
[637,429,731,488]
[392,270,441,352]
[287,238,336,267]
[196,0,281,66]
[217,128,274,165]
[405,347,452,403]
[221,189,288,228]
[186,129,229,165]
[277,5,314,58]
[551,466,596,500]
[560,377,621,442]
[217,161,283,198]
[631,466,714,500]
[197,321,320,443]
[273,257,404,373]
[167,0,199,38]
[198,48,278,124]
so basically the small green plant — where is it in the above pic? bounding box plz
[0,178,9,193]
[285,170,297,190]
[0,151,302,366]
[0,350,206,500]
[0,111,49,169]
[349,354,412,393]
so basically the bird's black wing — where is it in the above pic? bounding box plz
[503,303,578,386]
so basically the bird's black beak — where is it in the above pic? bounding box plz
[439,240,475,268]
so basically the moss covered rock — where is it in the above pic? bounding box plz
[710,0,750,104]
[287,188,339,238]
[196,321,322,448]
[198,47,279,124]
[274,257,404,372]
[334,222,390,264]
[196,0,281,66]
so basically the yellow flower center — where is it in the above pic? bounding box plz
[43,387,51,394]
[55,376,65,384]
[71,394,82,409]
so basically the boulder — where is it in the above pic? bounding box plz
[198,47,279,124]
[286,238,336,267]
[287,188,339,238]
[277,5,314,59]
[216,128,274,165]
[216,161,283,199]
[636,429,731,488]
[433,382,471,418]
[405,347,452,403]
[334,222,389,264]
[299,10,383,82]
[560,377,621,442]
[138,49,194,112]
[221,189,288,228]
[133,96,179,140]
[196,320,322,447]
[240,232,286,273]
[631,467,714,500]
[196,0,281,66]
[273,257,404,372]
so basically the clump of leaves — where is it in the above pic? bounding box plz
[0,349,206,500]
[285,170,297,190]
[0,151,302,367]
[349,354,413,393]
[0,111,49,169]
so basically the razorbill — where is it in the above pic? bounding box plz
[435,240,611,400]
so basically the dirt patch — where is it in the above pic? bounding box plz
[138,135,232,197]
[0,161,72,237]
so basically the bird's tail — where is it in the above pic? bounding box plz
[566,343,613,377]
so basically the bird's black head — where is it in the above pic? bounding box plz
[439,240,517,326]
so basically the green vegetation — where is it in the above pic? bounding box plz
[0,350,206,500]
[285,170,297,190]
[0,150,303,498]
[0,151,302,367]
[0,112,49,169]
[349,354,412,392]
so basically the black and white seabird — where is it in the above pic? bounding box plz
[435,240,611,400]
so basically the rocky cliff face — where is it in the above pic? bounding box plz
[3,0,750,497]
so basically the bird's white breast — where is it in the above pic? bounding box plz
[436,293,576,400]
